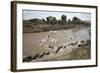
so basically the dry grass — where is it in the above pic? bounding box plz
[70,45,91,60]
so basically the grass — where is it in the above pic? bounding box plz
[70,45,91,60]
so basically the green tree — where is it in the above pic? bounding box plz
[72,17,80,22]
[46,16,57,25]
[51,17,57,24]
[61,15,67,24]
[67,19,71,24]
[46,16,50,24]
[42,18,46,22]
[42,18,46,24]
[72,16,82,24]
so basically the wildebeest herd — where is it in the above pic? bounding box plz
[23,31,90,62]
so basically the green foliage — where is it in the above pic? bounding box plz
[23,15,90,32]
[23,15,87,26]
[72,16,80,21]
[61,15,67,25]
[61,15,67,21]
[46,16,57,25]
[42,18,46,23]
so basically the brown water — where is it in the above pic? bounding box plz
[23,27,90,61]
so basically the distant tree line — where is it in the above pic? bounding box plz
[23,14,90,27]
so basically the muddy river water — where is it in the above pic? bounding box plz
[23,27,90,61]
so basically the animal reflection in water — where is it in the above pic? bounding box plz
[23,31,90,62]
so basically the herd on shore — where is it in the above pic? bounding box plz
[23,30,90,62]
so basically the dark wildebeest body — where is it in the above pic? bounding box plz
[78,44,83,47]
[85,40,91,46]
[48,45,54,49]
[39,52,46,58]
[80,40,85,44]
[63,45,66,49]
[55,45,63,54]
[67,41,78,46]
[23,56,33,62]
[32,54,40,59]
[45,52,50,55]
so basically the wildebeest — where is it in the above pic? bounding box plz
[32,54,40,59]
[48,45,54,49]
[23,56,33,62]
[70,37,73,39]
[47,35,50,38]
[67,41,78,46]
[39,38,47,46]
[38,52,46,58]
[78,44,83,47]
[55,45,63,54]
[80,40,85,44]
[39,51,50,58]
[49,31,57,34]
[63,45,66,49]
[50,38,57,43]
[40,39,46,43]
[75,41,78,45]
[85,39,91,46]
[45,52,50,55]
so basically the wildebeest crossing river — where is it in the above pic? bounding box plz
[23,27,91,62]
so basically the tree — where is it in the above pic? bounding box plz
[42,18,46,22]
[67,19,71,24]
[61,15,67,24]
[72,16,83,24]
[46,16,53,24]
[46,16,57,25]
[72,16,80,22]
[42,18,46,24]
[46,17,49,23]
[61,15,66,21]
[51,17,57,24]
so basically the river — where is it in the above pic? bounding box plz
[23,27,90,62]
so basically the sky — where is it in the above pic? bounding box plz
[23,10,91,21]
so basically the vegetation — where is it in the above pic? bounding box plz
[70,40,91,60]
[23,14,91,33]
